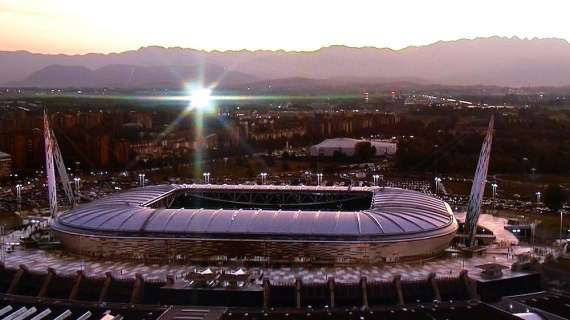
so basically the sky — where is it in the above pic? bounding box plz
[1,0,569,54]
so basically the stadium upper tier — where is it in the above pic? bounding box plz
[52,184,456,241]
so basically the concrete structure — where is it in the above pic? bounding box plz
[308,138,397,157]
[52,184,457,264]
[0,151,11,177]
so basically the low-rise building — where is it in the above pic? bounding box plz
[308,138,397,157]
[0,151,11,177]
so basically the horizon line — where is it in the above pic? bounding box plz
[2,35,569,57]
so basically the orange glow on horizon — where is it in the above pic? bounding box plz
[1,0,570,55]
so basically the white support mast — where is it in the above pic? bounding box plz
[44,111,58,218]
[44,110,75,218]
[465,116,494,248]
[52,128,75,206]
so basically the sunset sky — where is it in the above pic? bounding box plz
[1,0,569,54]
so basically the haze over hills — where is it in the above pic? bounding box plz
[11,64,258,89]
[2,36,570,88]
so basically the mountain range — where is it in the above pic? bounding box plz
[2,36,570,89]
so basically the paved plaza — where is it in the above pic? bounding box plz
[454,213,519,245]
[1,245,534,284]
[0,213,541,284]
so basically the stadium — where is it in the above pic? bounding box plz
[51,184,458,264]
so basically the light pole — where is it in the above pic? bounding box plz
[535,191,541,205]
[316,173,323,186]
[138,173,145,187]
[0,225,4,264]
[74,177,81,195]
[491,183,498,210]
[304,171,311,185]
[203,172,210,184]
[560,210,565,253]
[260,172,268,185]
[79,235,84,272]
[434,177,441,194]
[372,174,380,186]
[530,222,536,256]
[15,184,22,212]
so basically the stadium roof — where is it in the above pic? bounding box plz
[53,184,456,241]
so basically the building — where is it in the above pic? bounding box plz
[52,184,457,264]
[0,261,546,317]
[0,151,11,177]
[308,138,397,157]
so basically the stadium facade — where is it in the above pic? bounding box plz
[52,184,458,264]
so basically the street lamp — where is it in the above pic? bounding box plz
[372,174,380,186]
[316,173,323,186]
[560,210,565,253]
[434,177,442,194]
[491,183,498,209]
[73,177,81,195]
[535,191,541,204]
[260,172,268,185]
[203,172,210,184]
[138,173,145,187]
[15,184,22,212]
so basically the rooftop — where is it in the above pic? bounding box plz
[53,184,456,240]
[311,138,395,149]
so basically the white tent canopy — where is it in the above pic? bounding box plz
[200,268,213,275]
[231,268,247,276]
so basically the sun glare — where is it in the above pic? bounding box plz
[189,88,213,111]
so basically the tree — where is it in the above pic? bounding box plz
[543,184,568,211]
[354,142,376,162]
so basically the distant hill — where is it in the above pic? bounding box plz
[2,36,570,88]
[8,64,258,88]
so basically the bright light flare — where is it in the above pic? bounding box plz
[189,88,214,112]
